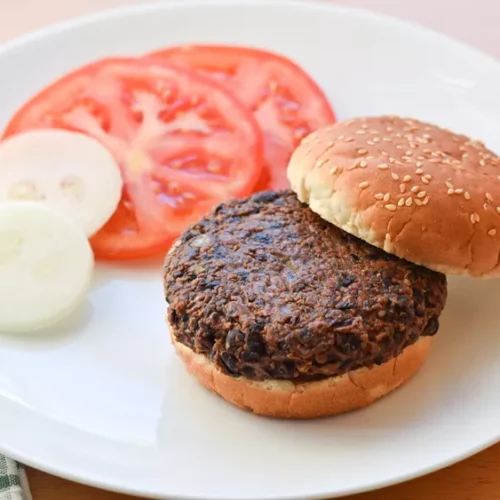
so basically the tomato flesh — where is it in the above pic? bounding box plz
[147,45,336,190]
[3,58,263,260]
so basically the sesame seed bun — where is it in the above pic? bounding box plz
[287,116,500,277]
[170,321,432,419]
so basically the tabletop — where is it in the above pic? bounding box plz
[1,0,500,499]
[25,443,500,500]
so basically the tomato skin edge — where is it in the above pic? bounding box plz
[90,235,176,261]
[2,56,266,261]
[145,44,336,124]
[2,57,136,138]
[145,45,336,193]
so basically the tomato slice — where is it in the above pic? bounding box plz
[146,45,335,190]
[3,58,263,260]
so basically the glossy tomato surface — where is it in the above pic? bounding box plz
[148,45,335,190]
[3,58,263,259]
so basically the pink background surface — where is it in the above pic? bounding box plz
[0,0,499,60]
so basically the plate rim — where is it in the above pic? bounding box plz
[0,1,499,499]
[1,0,499,68]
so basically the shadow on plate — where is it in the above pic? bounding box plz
[0,300,94,349]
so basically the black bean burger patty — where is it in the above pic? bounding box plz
[163,190,447,382]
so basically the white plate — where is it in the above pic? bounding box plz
[1,1,500,498]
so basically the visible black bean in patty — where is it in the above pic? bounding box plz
[163,190,447,382]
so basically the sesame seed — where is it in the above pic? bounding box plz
[484,203,489,210]
[486,193,494,202]
[411,186,420,193]
[480,159,486,167]
[496,207,500,214]
[329,166,338,175]
[464,192,471,200]
[415,168,424,175]
[416,161,423,168]
[375,193,384,200]
[423,149,432,154]
[403,175,412,183]
[358,149,368,155]
[396,145,404,150]
[326,140,335,148]
[409,142,418,149]
[488,229,497,236]
[366,156,375,160]
[385,204,397,211]
[405,150,413,156]
[417,191,427,199]
[422,196,429,206]
[422,177,430,185]
[373,137,380,143]
[392,173,400,181]
[359,181,369,189]
[355,130,366,135]
[383,193,391,202]
[454,188,464,194]
[389,157,396,163]
[400,184,406,193]
[382,137,392,142]
[381,151,390,156]
[367,141,375,146]
[415,199,423,206]
[315,158,329,168]
[474,213,480,223]
[445,182,454,189]
[423,174,432,180]
[417,156,426,161]
[337,135,344,141]
[470,214,476,224]
[447,188,454,195]
[398,198,405,207]
[359,160,367,168]
[345,137,354,142]
[422,133,431,139]
[362,123,368,129]
[378,164,389,170]
[402,156,412,162]
[405,197,413,207]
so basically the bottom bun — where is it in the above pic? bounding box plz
[170,326,432,419]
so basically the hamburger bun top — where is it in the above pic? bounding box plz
[287,115,500,277]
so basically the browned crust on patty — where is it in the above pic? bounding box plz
[171,326,432,419]
[163,191,446,382]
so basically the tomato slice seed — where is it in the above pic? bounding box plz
[3,58,263,260]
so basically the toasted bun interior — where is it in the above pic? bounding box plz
[170,321,432,419]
